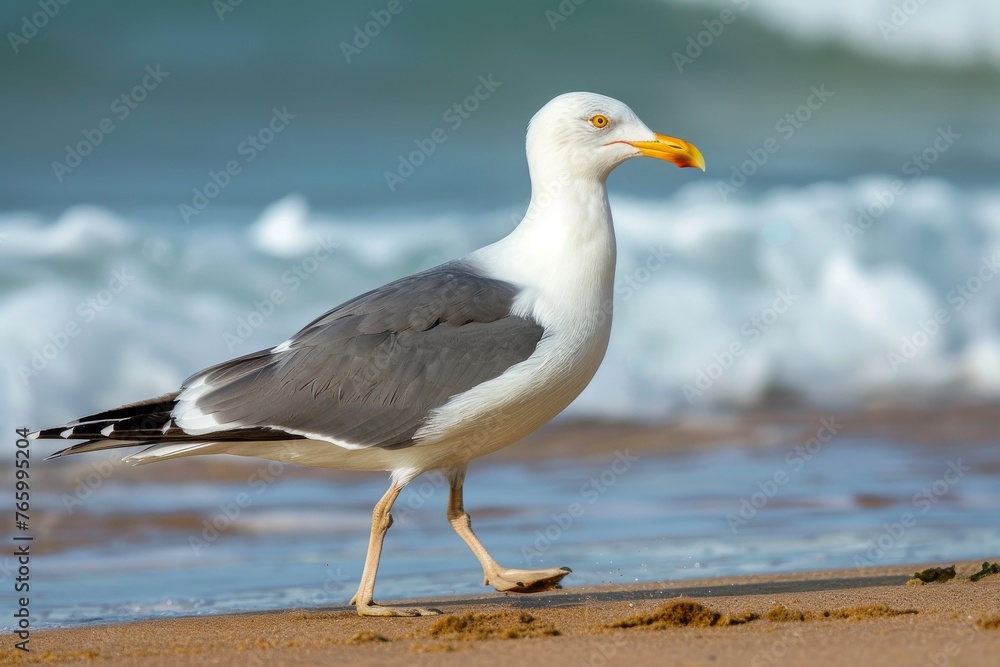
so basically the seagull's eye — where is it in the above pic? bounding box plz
[590,114,610,129]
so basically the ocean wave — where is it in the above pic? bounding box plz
[671,0,1000,67]
[5,178,1000,441]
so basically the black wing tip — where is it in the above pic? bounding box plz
[33,393,182,439]
[44,439,145,460]
[31,425,74,440]
[44,442,83,460]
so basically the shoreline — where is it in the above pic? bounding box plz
[28,398,1000,487]
[9,400,1000,665]
[5,561,999,666]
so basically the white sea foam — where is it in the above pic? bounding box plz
[5,180,1000,442]
[671,0,1000,68]
[0,206,135,258]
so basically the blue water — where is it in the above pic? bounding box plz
[4,0,1000,632]
[4,1,1000,432]
[10,436,999,629]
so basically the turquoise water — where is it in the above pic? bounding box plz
[2,0,998,214]
[4,0,1000,632]
[13,435,999,629]
[5,0,1000,431]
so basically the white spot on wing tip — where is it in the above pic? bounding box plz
[173,411,223,434]
[174,376,225,434]
[100,425,114,437]
[60,428,74,439]
[272,340,293,353]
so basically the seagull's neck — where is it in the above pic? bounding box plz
[515,174,616,268]
[471,173,618,328]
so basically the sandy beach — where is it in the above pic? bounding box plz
[4,400,997,666]
[5,560,999,666]
[8,2,1000,665]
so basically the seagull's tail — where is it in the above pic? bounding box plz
[30,392,181,460]
[31,392,307,463]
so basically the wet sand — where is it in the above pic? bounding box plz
[11,400,1000,664]
[5,561,999,666]
[31,398,1000,488]
[25,400,1000,565]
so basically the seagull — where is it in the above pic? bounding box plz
[31,92,704,617]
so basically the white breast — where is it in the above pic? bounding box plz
[412,179,618,464]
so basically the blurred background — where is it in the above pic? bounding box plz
[2,0,998,628]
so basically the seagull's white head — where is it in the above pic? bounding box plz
[525,92,705,183]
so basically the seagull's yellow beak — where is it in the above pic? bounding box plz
[626,133,706,172]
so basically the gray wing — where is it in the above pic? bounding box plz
[176,261,544,448]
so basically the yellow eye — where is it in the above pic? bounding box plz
[590,114,610,129]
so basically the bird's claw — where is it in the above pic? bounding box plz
[486,566,571,593]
